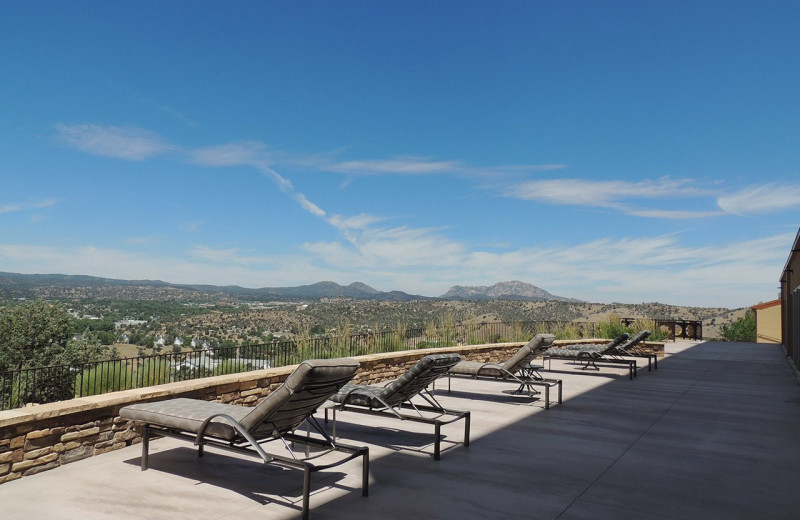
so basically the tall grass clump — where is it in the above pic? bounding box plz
[596,313,629,339]
[331,320,352,357]
[135,358,174,387]
[553,323,583,341]
[628,318,669,341]
[77,360,136,396]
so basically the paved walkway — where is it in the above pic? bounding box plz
[2,340,799,519]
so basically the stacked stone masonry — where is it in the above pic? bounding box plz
[0,340,663,484]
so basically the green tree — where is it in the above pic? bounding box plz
[0,300,71,371]
[67,330,107,364]
[719,310,756,342]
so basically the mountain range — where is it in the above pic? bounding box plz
[0,272,574,303]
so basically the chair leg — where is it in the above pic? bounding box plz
[141,426,150,471]
[362,448,370,497]
[434,422,441,461]
[301,466,311,520]
[464,412,471,448]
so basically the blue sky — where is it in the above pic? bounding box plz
[1,1,798,308]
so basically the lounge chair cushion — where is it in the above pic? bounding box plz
[619,330,651,353]
[329,383,388,408]
[120,358,360,441]
[501,334,555,372]
[448,360,506,378]
[120,398,250,440]
[448,334,555,379]
[241,358,360,434]
[545,347,592,358]
[329,353,461,409]
[559,333,629,352]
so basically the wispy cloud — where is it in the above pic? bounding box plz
[327,213,387,231]
[506,176,800,219]
[507,177,701,206]
[717,183,800,215]
[327,158,462,175]
[54,124,175,161]
[0,198,57,214]
[189,142,268,167]
[504,177,724,219]
[289,155,566,178]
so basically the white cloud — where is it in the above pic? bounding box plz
[328,158,462,175]
[504,177,723,219]
[625,208,725,219]
[303,225,466,269]
[0,198,56,214]
[294,193,326,218]
[717,183,800,215]
[54,124,174,161]
[507,177,700,206]
[327,213,386,231]
[293,155,566,178]
[189,142,268,167]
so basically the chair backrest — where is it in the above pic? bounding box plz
[619,330,651,351]
[599,333,629,353]
[242,357,359,436]
[379,353,461,407]
[501,334,556,373]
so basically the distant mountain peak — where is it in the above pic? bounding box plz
[0,272,428,302]
[440,281,574,302]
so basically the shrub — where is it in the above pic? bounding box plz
[719,310,756,342]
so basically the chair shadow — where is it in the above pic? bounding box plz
[437,387,544,406]
[123,444,354,514]
[325,415,465,459]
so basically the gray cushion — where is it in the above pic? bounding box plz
[449,333,554,379]
[120,398,249,440]
[120,357,360,441]
[619,330,651,353]
[329,353,461,409]
[555,333,629,355]
[501,334,555,372]
[448,360,506,378]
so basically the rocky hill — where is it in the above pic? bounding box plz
[440,281,576,301]
[0,272,429,302]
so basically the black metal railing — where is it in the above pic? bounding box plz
[0,318,697,410]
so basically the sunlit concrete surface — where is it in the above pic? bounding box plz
[2,340,799,519]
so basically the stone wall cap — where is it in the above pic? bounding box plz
[0,363,300,429]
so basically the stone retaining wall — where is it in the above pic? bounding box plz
[0,339,664,484]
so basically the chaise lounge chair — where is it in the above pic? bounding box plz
[559,331,656,371]
[119,358,369,520]
[614,330,656,370]
[325,353,469,461]
[446,334,563,409]
[543,333,638,379]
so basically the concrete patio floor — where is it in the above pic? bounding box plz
[2,340,800,519]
